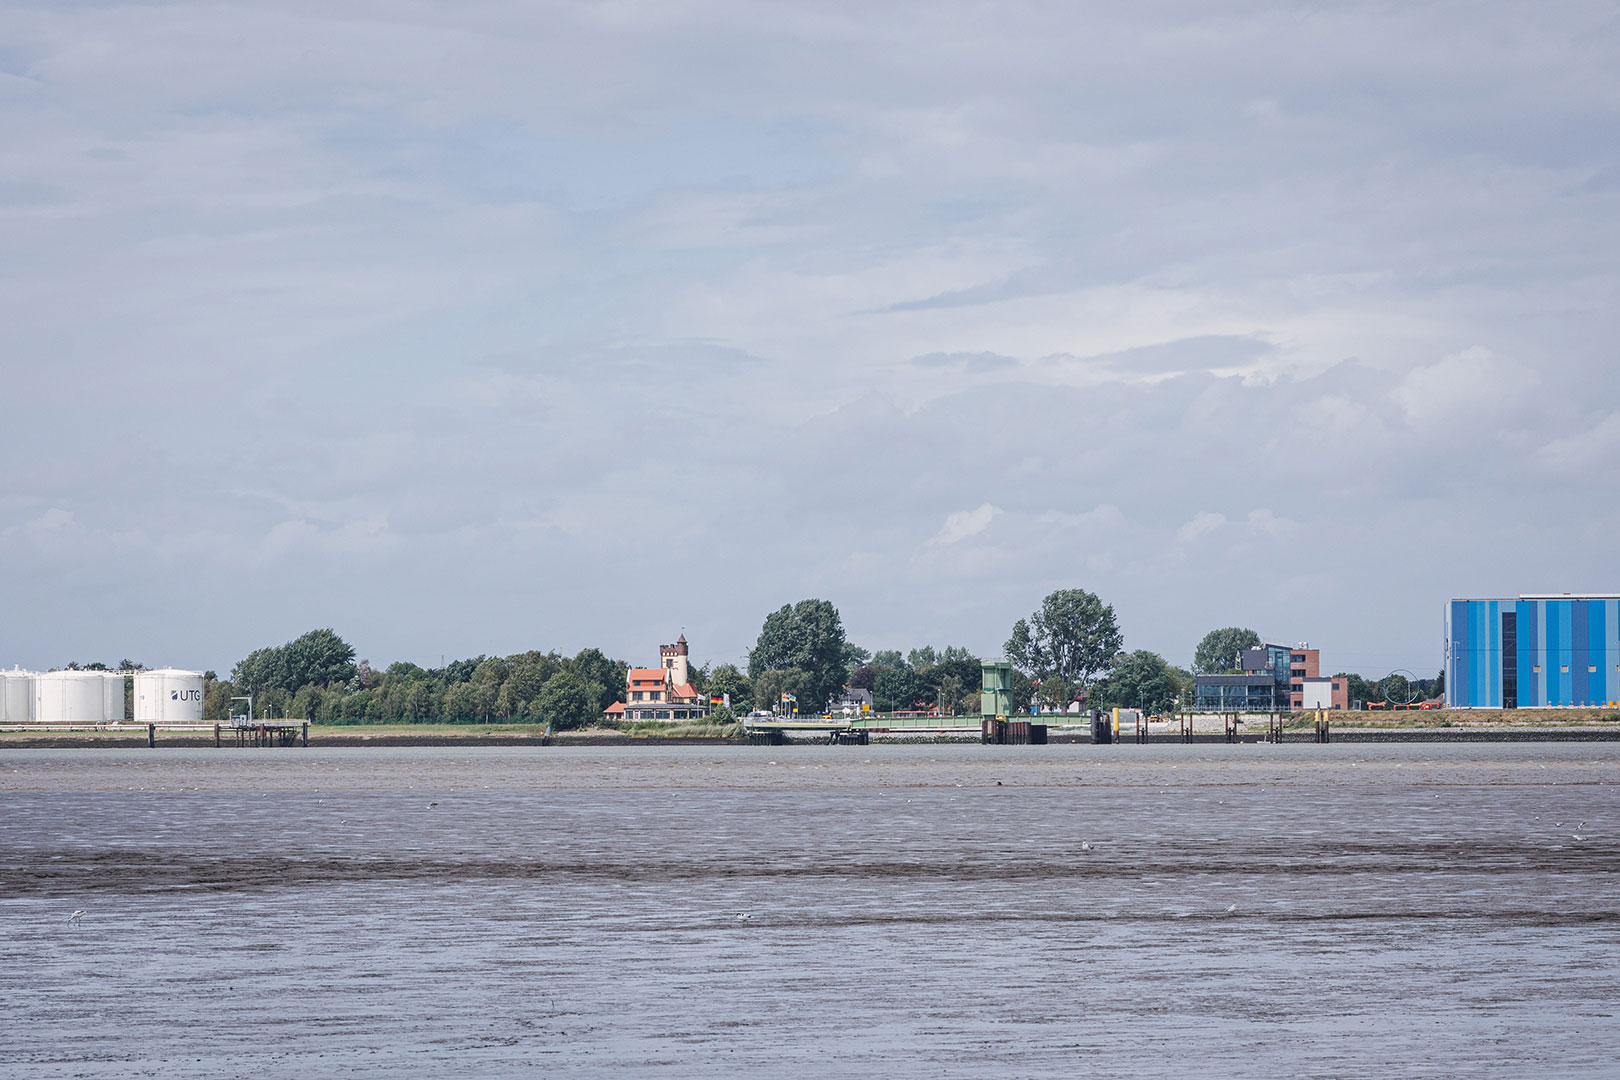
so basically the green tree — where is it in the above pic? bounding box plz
[232,647,285,696]
[1004,588,1123,699]
[1335,672,1375,708]
[1095,650,1181,714]
[925,649,981,699]
[874,666,925,712]
[870,649,906,670]
[1379,672,1413,704]
[706,663,753,713]
[848,664,879,691]
[404,682,436,721]
[280,628,357,690]
[534,671,603,730]
[441,681,480,721]
[747,599,849,711]
[291,684,327,722]
[503,660,552,713]
[495,679,526,719]
[230,628,356,695]
[1035,676,1074,712]
[1193,627,1261,674]
[752,668,809,715]
[571,648,626,711]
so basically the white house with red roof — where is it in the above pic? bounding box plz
[605,634,711,724]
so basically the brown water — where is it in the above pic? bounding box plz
[2,744,1617,1078]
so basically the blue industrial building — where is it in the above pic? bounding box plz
[1445,595,1620,708]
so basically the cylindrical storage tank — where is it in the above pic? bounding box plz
[133,669,205,725]
[1,670,37,723]
[35,671,115,723]
[104,672,126,722]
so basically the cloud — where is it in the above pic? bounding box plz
[912,351,1019,373]
[0,2,1617,678]
[1177,512,1226,542]
[1537,411,1620,472]
[931,504,1002,544]
[1390,347,1539,423]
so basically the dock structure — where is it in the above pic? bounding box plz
[743,720,872,745]
[214,721,308,747]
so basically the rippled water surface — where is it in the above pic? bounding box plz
[3,744,1617,1078]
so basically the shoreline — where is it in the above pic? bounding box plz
[5,727,1620,748]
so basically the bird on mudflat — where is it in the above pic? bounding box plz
[427,802,438,809]
[1081,842,1092,852]
[1224,905,1237,914]
[68,910,86,926]
[735,912,752,921]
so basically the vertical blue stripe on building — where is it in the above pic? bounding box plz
[1589,601,1607,706]
[1488,600,1502,707]
[1451,601,1471,707]
[1573,600,1590,705]
[1609,600,1620,706]
[1554,600,1574,706]
[1470,600,1488,708]
[1517,600,1536,710]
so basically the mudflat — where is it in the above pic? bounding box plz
[3,744,1616,1078]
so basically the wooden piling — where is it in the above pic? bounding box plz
[147,723,155,748]
[214,723,221,748]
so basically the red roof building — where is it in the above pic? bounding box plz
[607,635,712,724]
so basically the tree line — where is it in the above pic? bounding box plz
[192,591,1434,728]
[206,628,629,730]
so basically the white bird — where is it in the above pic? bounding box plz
[427,802,438,809]
[1081,842,1092,852]
[1224,905,1237,914]
[735,912,752,921]
[68,910,85,926]
[1572,834,1587,841]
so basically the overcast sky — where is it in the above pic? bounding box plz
[3,1,1617,679]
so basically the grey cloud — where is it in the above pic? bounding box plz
[911,351,1019,373]
[1,2,1617,678]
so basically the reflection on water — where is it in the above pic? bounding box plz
[2,745,1617,1077]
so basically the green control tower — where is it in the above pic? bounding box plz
[981,660,1013,721]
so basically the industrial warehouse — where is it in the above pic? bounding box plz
[1445,594,1620,708]
[0,668,205,725]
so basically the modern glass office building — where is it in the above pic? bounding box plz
[1192,644,1293,711]
[1445,595,1620,708]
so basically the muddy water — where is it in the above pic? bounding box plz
[2,744,1617,1078]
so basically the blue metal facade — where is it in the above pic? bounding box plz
[1446,596,1620,708]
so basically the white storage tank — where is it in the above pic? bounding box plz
[1,669,37,723]
[35,670,117,723]
[133,669,205,725]
[104,671,126,722]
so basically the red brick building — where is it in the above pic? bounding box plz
[1285,645,1350,710]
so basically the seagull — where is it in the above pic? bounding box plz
[427,802,438,809]
[68,910,85,926]
[1572,834,1587,841]
[735,912,752,921]
[1081,842,1092,852]
[1224,905,1237,915]
[1555,821,1563,827]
